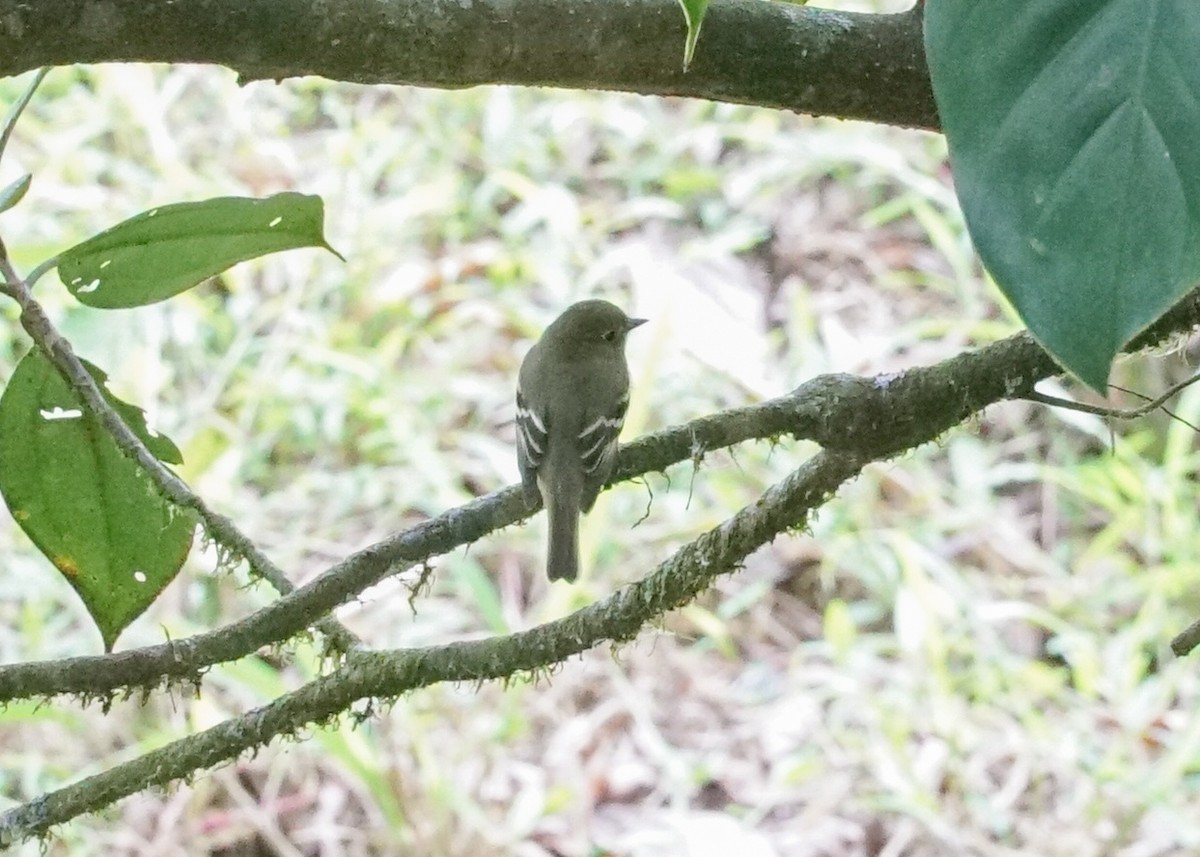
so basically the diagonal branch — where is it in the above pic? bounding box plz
[0,336,1041,701]
[0,447,868,846]
[4,280,1200,842]
[5,285,1200,702]
[0,0,936,130]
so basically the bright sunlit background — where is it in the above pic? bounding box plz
[2,23,1200,857]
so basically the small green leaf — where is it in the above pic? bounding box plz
[677,0,710,71]
[0,173,31,214]
[80,359,183,464]
[926,0,1200,390]
[57,193,343,309]
[0,349,195,650]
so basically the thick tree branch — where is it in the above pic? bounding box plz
[0,0,937,130]
[0,448,869,845]
[5,286,1200,702]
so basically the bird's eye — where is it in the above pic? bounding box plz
[602,330,617,342]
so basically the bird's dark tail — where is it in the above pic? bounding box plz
[545,491,579,582]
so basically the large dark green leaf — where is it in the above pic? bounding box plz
[0,350,194,651]
[57,193,341,308]
[926,1,1200,390]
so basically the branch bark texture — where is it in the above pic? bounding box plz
[5,276,1200,840]
[5,283,1200,706]
[0,448,868,844]
[8,0,1200,841]
[0,0,937,130]
[2,280,1199,846]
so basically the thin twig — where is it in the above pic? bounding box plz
[1107,383,1200,433]
[1023,372,1200,426]
[23,254,59,289]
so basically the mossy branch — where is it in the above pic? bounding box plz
[6,243,1200,839]
[0,340,1026,700]
[5,288,1200,705]
[1,447,867,845]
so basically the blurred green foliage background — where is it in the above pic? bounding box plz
[2,49,1200,857]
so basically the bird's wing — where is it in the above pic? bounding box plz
[515,385,548,503]
[577,389,629,513]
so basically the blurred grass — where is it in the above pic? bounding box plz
[1,40,1200,857]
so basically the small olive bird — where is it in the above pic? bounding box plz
[516,300,647,581]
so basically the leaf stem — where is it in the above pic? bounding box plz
[0,67,50,167]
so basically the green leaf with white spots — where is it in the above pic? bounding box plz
[57,192,342,308]
[0,349,194,650]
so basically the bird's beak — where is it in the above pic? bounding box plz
[626,316,648,331]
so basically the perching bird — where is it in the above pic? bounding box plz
[516,299,647,581]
